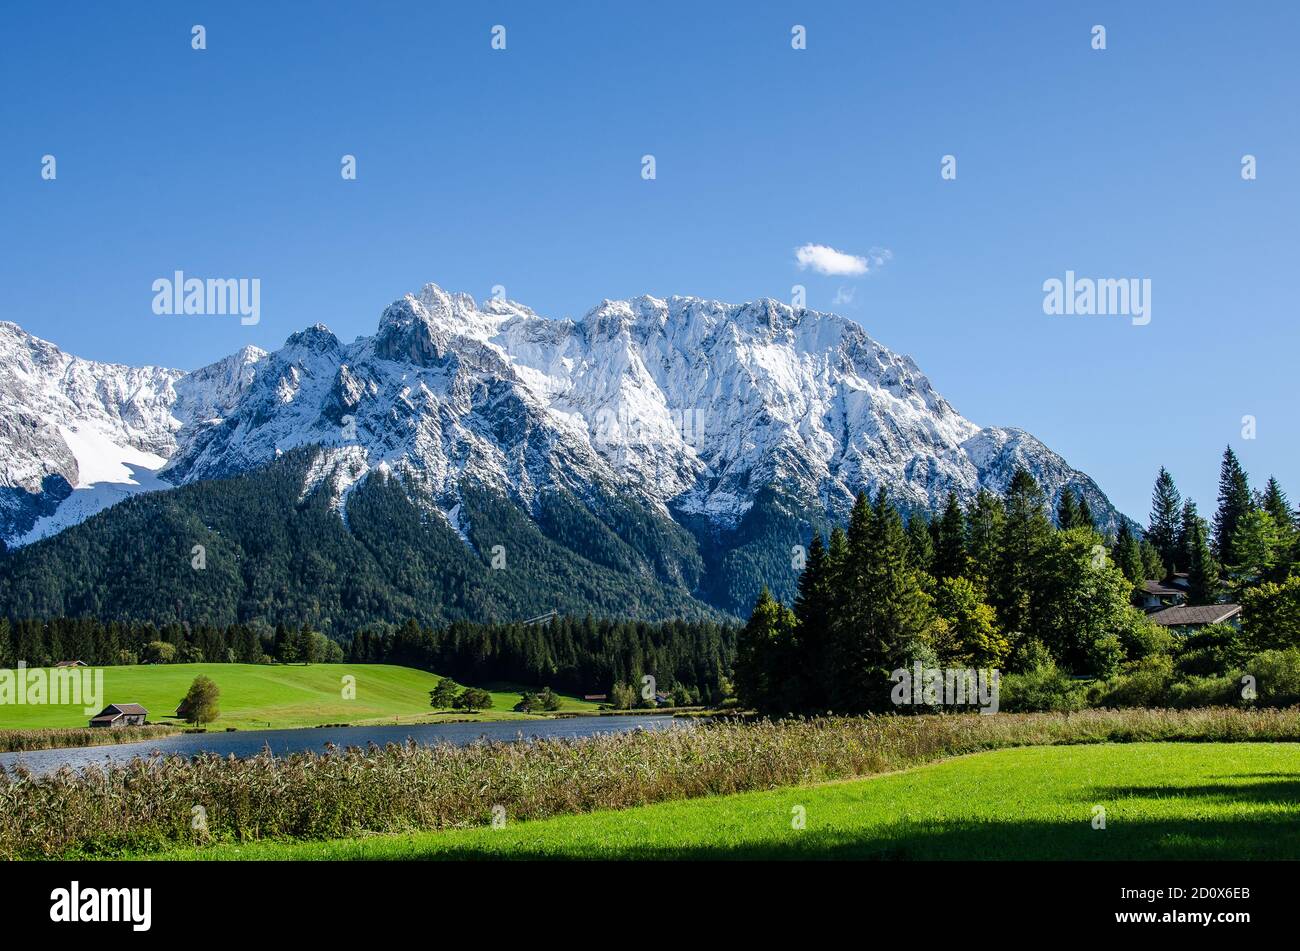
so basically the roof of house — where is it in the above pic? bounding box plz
[92,703,149,718]
[1149,604,1241,627]
[54,660,87,667]
[1141,580,1185,597]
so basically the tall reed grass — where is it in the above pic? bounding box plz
[2,707,1296,859]
[0,725,177,753]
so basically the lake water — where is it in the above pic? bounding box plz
[0,714,692,775]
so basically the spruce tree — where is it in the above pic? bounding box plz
[792,533,833,711]
[832,490,933,712]
[994,469,1051,635]
[905,512,934,575]
[932,490,967,580]
[1262,476,1291,527]
[734,587,798,714]
[1261,477,1295,575]
[1075,495,1095,532]
[1056,490,1079,530]
[1113,520,1144,585]
[1146,467,1182,576]
[964,489,1005,595]
[1212,446,1252,566]
[1229,509,1281,590]
[1186,515,1219,605]
[864,490,934,700]
[1176,499,1199,573]
[829,493,874,709]
[1139,539,1165,583]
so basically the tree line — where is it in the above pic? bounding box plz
[0,614,737,704]
[736,446,1300,715]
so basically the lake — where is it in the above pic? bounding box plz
[0,714,692,775]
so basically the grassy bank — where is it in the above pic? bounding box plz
[143,742,1300,860]
[0,724,178,753]
[0,663,600,731]
[6,706,1300,859]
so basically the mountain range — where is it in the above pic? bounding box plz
[0,285,1128,628]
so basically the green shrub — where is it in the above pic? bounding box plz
[1239,648,1300,707]
[998,663,1084,712]
[1175,623,1250,678]
[1168,675,1239,709]
[1088,655,1175,708]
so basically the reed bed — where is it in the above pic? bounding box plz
[0,725,177,753]
[2,707,1297,859]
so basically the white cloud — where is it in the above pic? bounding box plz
[794,243,890,276]
[832,286,856,306]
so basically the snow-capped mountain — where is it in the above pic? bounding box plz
[0,286,1125,556]
[0,321,262,546]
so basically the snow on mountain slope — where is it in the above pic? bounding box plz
[0,285,1128,548]
[15,424,170,545]
[0,322,261,545]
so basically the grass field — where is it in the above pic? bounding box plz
[0,663,600,731]
[142,742,1300,860]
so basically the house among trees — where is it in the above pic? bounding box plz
[88,703,148,728]
[54,660,88,668]
[1147,603,1242,634]
[1136,577,1188,613]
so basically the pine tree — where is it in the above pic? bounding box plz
[932,491,967,580]
[1146,467,1182,576]
[1213,446,1252,566]
[734,588,799,714]
[1056,490,1079,530]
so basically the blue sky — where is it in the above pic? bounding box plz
[2,1,1297,520]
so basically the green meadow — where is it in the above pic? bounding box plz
[0,663,599,731]
[144,742,1300,861]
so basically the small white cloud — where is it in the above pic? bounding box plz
[794,243,890,277]
[832,286,856,306]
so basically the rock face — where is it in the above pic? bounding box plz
[0,286,1126,589]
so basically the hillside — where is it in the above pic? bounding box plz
[0,450,723,631]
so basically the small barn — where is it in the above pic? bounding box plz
[88,703,149,728]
